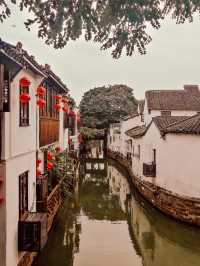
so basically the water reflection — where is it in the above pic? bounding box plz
[34,156,200,266]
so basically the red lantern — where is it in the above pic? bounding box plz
[53,95,62,100]
[36,159,41,167]
[20,77,30,87]
[36,86,46,96]
[62,98,68,104]
[54,103,61,111]
[68,138,71,145]
[62,106,68,113]
[0,197,4,204]
[69,110,75,116]
[47,161,53,171]
[37,99,46,108]
[47,151,53,161]
[20,93,31,104]
[55,146,61,153]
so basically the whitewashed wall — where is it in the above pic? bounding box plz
[2,69,44,266]
[141,123,200,198]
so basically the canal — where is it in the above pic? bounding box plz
[34,144,200,266]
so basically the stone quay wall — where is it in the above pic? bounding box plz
[108,149,200,226]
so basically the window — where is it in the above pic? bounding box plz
[141,114,144,122]
[138,145,141,160]
[161,110,171,117]
[19,171,29,220]
[20,84,29,126]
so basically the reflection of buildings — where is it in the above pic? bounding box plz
[108,162,200,266]
[108,164,130,212]
[126,191,200,266]
[34,199,81,266]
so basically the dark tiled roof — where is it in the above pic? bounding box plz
[152,116,188,132]
[42,65,68,92]
[0,39,46,76]
[145,89,200,111]
[122,114,138,121]
[164,114,200,135]
[126,125,147,138]
[138,100,145,114]
[0,39,68,92]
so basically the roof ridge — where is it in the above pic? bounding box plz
[166,114,200,130]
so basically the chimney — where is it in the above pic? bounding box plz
[16,42,23,53]
[184,85,200,95]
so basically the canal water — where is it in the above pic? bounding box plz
[34,144,200,266]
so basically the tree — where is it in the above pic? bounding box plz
[1,1,200,58]
[79,84,138,128]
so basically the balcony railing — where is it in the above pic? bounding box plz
[39,117,59,147]
[143,163,156,177]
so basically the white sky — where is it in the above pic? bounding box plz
[1,4,200,103]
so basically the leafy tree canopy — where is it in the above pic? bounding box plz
[79,84,138,129]
[1,1,200,58]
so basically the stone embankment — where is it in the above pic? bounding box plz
[108,150,200,226]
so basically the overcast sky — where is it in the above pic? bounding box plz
[1,4,200,103]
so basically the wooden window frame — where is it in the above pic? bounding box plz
[19,85,30,127]
[19,171,29,221]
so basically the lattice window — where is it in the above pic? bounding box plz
[19,85,29,126]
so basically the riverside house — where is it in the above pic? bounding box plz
[108,85,200,226]
[0,39,80,266]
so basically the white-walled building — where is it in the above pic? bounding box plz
[0,39,79,266]
[108,85,200,225]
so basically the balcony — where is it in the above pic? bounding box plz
[143,163,156,177]
[39,117,59,147]
[18,213,48,252]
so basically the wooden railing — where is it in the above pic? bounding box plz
[39,117,59,147]
[18,184,62,266]
[47,183,61,232]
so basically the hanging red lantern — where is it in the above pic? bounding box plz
[54,103,61,111]
[0,197,4,204]
[37,99,46,109]
[20,93,31,104]
[53,95,62,100]
[68,138,72,145]
[55,146,61,153]
[20,77,30,87]
[47,161,54,171]
[47,151,54,161]
[62,106,68,113]
[36,86,46,96]
[69,110,75,116]
[62,98,68,104]
[36,159,41,167]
